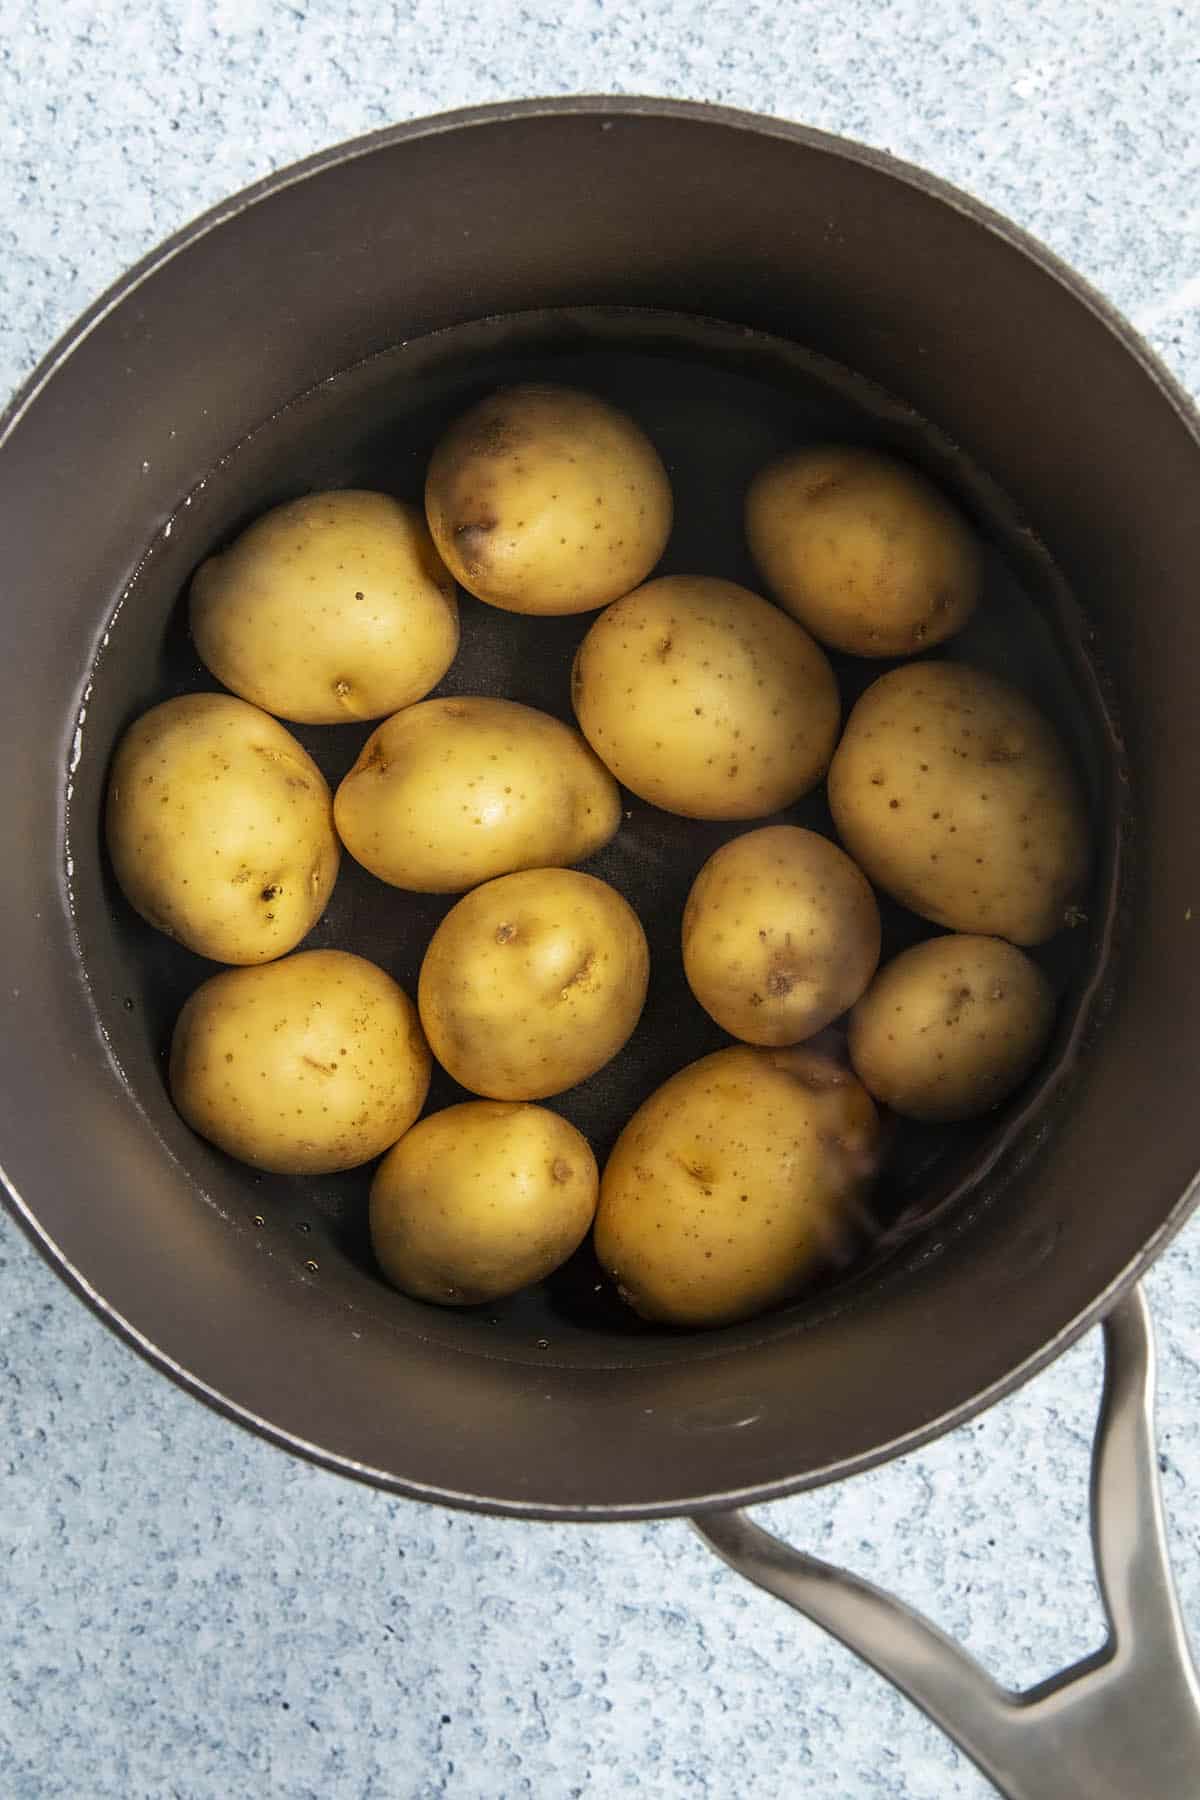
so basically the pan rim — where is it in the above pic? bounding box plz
[5,1143,1196,1521]
[6,94,1200,460]
[4,93,1200,1521]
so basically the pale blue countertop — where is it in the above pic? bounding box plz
[3,5,1200,1797]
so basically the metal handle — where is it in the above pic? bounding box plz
[694,1285,1200,1800]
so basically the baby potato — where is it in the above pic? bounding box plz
[425,384,672,615]
[190,490,459,724]
[594,1045,880,1328]
[370,1101,598,1305]
[106,692,339,964]
[418,868,649,1100]
[828,662,1090,944]
[334,696,620,893]
[849,934,1056,1122]
[169,949,430,1174]
[571,575,840,819]
[745,446,982,657]
[682,826,881,1045]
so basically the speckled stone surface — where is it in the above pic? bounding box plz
[3,4,1200,1796]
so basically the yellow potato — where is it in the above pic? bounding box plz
[849,934,1056,1122]
[334,696,620,893]
[418,868,649,1100]
[190,490,459,724]
[594,1045,880,1328]
[571,575,840,820]
[370,1101,598,1305]
[424,383,672,614]
[105,693,339,964]
[169,949,430,1174]
[682,826,881,1045]
[827,662,1090,944]
[746,446,982,657]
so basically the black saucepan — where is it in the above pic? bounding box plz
[2,99,1198,1797]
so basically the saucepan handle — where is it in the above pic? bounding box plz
[693,1285,1200,1800]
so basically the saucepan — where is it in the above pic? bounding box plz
[2,98,1198,1798]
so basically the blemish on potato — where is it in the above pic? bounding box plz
[672,1154,714,1186]
[453,514,496,555]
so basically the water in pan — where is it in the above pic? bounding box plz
[70,308,1117,1367]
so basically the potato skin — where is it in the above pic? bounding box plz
[746,446,982,657]
[370,1101,598,1305]
[333,696,621,893]
[594,1046,880,1328]
[190,490,459,724]
[418,868,650,1100]
[848,934,1056,1122]
[169,949,430,1174]
[682,826,881,1046]
[425,384,672,615]
[571,575,840,820]
[827,662,1090,945]
[105,692,340,964]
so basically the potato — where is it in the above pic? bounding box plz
[682,826,881,1045]
[425,383,672,615]
[370,1101,598,1305]
[169,949,430,1174]
[106,692,339,964]
[190,490,459,724]
[418,868,649,1100]
[849,934,1056,1122]
[745,446,982,657]
[571,575,840,819]
[594,1046,880,1328]
[827,662,1090,944]
[334,696,620,893]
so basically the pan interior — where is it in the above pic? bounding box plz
[69,306,1118,1376]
